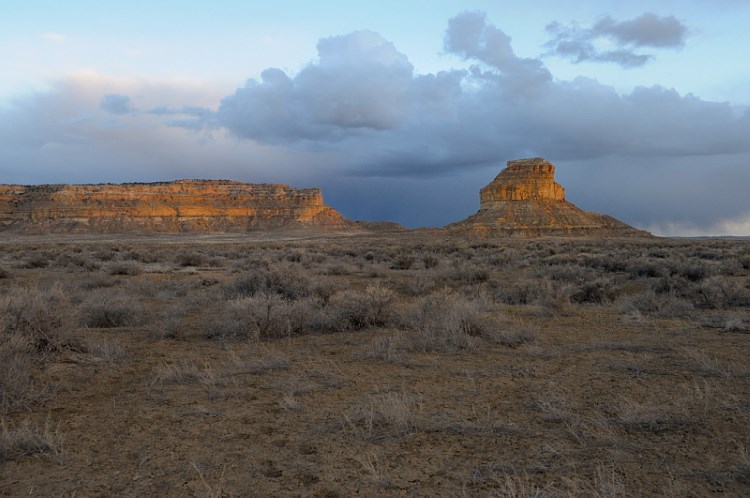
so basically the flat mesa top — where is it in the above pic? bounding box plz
[502,158,556,175]
[0,179,297,189]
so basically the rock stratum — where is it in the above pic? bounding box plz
[0,180,354,233]
[448,158,650,238]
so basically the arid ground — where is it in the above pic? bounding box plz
[1,233,749,496]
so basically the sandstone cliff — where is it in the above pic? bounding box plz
[448,158,650,238]
[0,180,355,233]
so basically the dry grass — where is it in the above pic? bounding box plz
[0,417,64,464]
[0,235,749,495]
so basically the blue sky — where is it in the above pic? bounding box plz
[2,1,749,235]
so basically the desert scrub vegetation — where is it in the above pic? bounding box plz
[1,236,749,495]
[0,284,83,426]
[0,417,64,464]
[0,284,79,354]
[80,293,145,328]
[344,390,421,441]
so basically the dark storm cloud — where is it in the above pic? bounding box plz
[546,12,688,67]
[100,94,133,114]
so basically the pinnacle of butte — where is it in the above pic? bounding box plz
[448,158,650,237]
[0,180,354,233]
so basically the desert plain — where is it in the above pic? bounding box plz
[1,231,750,496]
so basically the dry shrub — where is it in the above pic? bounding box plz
[346,391,420,440]
[0,285,79,414]
[571,277,616,304]
[627,258,667,278]
[151,305,190,340]
[669,261,712,282]
[322,262,353,276]
[106,261,143,276]
[318,283,394,332]
[280,393,302,411]
[0,417,64,464]
[617,290,694,318]
[176,251,206,267]
[438,263,490,285]
[208,294,317,341]
[0,284,78,353]
[224,266,312,300]
[369,333,402,363]
[84,338,127,364]
[54,252,100,272]
[152,360,203,384]
[79,274,119,290]
[422,254,440,269]
[80,294,144,328]
[21,253,50,269]
[390,252,415,270]
[533,280,575,314]
[404,271,439,297]
[691,276,750,309]
[0,335,40,414]
[399,291,498,352]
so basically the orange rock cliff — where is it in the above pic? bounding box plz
[0,180,354,233]
[449,158,651,237]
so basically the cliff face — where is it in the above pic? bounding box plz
[480,158,565,205]
[449,158,651,238]
[0,180,354,233]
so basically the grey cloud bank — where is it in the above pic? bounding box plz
[100,94,133,115]
[1,11,749,235]
[546,12,688,67]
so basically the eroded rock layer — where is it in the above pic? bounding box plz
[449,158,650,238]
[0,180,354,233]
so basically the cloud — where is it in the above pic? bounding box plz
[648,213,750,237]
[210,11,749,171]
[41,32,66,43]
[0,76,329,188]
[217,31,417,143]
[100,94,133,115]
[546,12,688,67]
[208,11,750,232]
[2,13,750,235]
[444,11,551,86]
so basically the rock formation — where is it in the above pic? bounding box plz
[0,180,354,233]
[448,158,650,237]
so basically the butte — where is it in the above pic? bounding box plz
[448,158,650,238]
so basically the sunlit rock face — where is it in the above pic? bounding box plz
[480,158,565,205]
[449,158,651,238]
[0,180,355,233]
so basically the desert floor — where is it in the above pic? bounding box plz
[1,233,749,496]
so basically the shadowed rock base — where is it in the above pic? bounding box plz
[448,158,651,238]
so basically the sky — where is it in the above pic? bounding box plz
[1,1,749,236]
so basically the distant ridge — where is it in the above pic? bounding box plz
[0,180,355,233]
[448,158,651,238]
